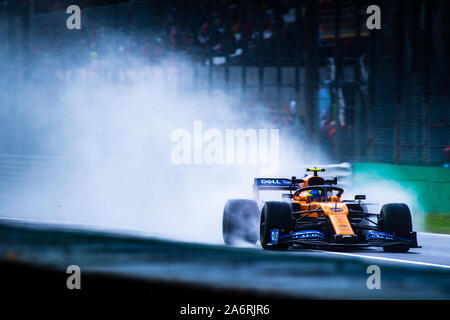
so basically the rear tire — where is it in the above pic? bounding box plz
[378,203,412,252]
[222,199,259,245]
[260,201,293,250]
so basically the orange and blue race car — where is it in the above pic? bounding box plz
[222,167,420,252]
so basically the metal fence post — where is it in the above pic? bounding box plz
[275,0,282,110]
[394,0,404,164]
[354,1,362,162]
[258,3,264,106]
[304,0,319,138]
[333,0,342,162]
[367,4,378,163]
[422,0,432,165]
[295,1,302,127]
[239,0,247,106]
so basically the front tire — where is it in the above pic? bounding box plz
[378,203,412,252]
[260,201,293,250]
[222,199,259,245]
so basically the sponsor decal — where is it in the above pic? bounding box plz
[365,231,410,242]
[258,179,291,186]
[282,230,325,240]
[330,207,343,212]
[270,229,279,244]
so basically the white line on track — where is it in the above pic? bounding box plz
[325,251,450,269]
[420,232,450,238]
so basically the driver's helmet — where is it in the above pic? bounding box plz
[306,189,326,202]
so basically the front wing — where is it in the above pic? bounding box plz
[268,229,420,249]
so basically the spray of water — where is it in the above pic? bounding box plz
[0,30,423,244]
[346,177,425,231]
[0,30,333,243]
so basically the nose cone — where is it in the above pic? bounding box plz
[320,203,354,235]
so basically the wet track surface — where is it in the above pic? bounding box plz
[0,218,449,299]
[312,232,450,268]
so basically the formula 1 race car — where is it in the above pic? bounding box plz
[222,168,420,252]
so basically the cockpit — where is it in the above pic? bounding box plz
[294,186,344,203]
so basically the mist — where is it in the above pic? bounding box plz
[0,29,333,243]
[347,178,425,231]
[0,25,425,244]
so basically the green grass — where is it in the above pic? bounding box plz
[424,213,450,234]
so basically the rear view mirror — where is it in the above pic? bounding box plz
[325,177,338,185]
[282,193,294,199]
[355,195,366,200]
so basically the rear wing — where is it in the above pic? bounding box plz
[253,178,299,201]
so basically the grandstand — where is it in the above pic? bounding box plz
[0,0,448,166]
